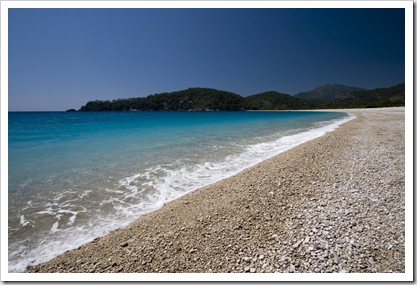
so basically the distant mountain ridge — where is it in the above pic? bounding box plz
[245,91,310,110]
[294,84,368,101]
[74,83,405,112]
[328,82,405,108]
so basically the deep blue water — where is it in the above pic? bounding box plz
[8,110,352,272]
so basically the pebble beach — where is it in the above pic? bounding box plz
[26,107,405,274]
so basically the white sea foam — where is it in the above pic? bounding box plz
[19,215,29,227]
[49,219,61,234]
[8,113,354,273]
[124,114,355,208]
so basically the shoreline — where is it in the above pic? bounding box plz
[25,107,405,274]
[9,109,353,273]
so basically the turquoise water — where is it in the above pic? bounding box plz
[8,111,352,272]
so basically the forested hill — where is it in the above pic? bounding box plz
[294,84,367,101]
[78,88,245,111]
[244,91,312,110]
[73,83,405,112]
[326,82,405,108]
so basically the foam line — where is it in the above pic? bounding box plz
[8,113,354,273]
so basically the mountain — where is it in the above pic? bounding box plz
[244,91,312,110]
[328,82,405,108]
[294,84,368,101]
[76,83,405,112]
[79,88,246,112]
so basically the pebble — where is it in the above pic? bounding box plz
[289,264,295,272]
[292,240,302,248]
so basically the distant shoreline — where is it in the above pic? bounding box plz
[75,83,404,112]
[8,106,403,113]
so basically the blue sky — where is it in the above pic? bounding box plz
[8,8,405,111]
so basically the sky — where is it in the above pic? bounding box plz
[8,8,405,111]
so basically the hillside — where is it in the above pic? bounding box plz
[75,83,405,112]
[294,84,368,101]
[79,88,246,112]
[244,91,311,110]
[328,83,405,108]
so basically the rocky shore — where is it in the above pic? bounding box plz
[26,107,405,274]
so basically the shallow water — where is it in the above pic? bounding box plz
[8,110,352,272]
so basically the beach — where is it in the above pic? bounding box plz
[26,107,405,273]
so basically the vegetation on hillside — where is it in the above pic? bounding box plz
[294,84,367,101]
[73,83,405,112]
[244,91,312,110]
[78,88,245,112]
[326,83,405,108]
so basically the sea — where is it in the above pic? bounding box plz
[8,110,353,272]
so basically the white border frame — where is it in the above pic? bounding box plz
[1,1,413,282]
